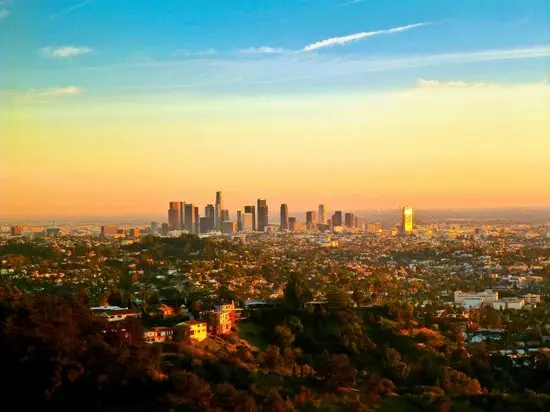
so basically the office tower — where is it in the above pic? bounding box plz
[168,201,183,230]
[205,204,215,231]
[221,209,230,222]
[257,199,268,231]
[280,204,289,230]
[327,218,332,228]
[332,211,343,227]
[288,217,297,231]
[150,221,159,234]
[242,212,253,231]
[161,223,169,235]
[101,225,118,238]
[401,206,414,234]
[318,204,327,224]
[194,206,200,234]
[199,217,213,233]
[215,191,223,230]
[344,213,355,228]
[306,211,317,230]
[222,220,236,234]
[184,203,196,234]
[237,210,243,232]
[244,206,256,231]
[10,225,23,236]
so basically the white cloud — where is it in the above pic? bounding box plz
[0,8,10,20]
[41,46,92,59]
[49,86,84,95]
[340,0,366,6]
[238,46,286,54]
[417,79,493,88]
[303,22,430,51]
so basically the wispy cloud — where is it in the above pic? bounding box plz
[40,46,92,59]
[50,0,95,19]
[303,22,430,51]
[171,48,218,57]
[237,46,286,54]
[0,8,9,20]
[417,79,494,88]
[340,0,367,6]
[2,86,85,105]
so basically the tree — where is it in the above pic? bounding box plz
[321,354,356,390]
[283,273,312,310]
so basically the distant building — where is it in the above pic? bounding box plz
[523,294,542,305]
[194,206,200,234]
[215,191,223,231]
[355,216,365,231]
[344,213,354,228]
[306,211,317,230]
[10,225,23,236]
[289,217,304,231]
[179,321,208,342]
[242,212,254,232]
[280,204,289,230]
[401,206,413,234]
[184,203,196,234]
[332,211,343,227]
[257,199,268,231]
[204,204,215,231]
[127,228,140,238]
[318,204,327,224]
[222,220,237,234]
[221,209,230,222]
[150,221,159,234]
[168,201,183,230]
[493,298,525,310]
[101,225,119,238]
[199,217,213,233]
[46,227,61,237]
[161,223,169,236]
[454,290,498,306]
[244,205,256,231]
[237,210,243,232]
[367,223,382,233]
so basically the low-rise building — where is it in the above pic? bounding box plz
[91,305,142,322]
[179,321,208,342]
[454,289,498,306]
[144,327,173,343]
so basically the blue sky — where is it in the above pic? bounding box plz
[1,0,549,96]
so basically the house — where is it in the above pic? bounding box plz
[179,321,208,342]
[91,305,142,322]
[207,310,232,335]
[147,303,175,318]
[144,327,173,343]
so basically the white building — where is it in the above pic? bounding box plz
[454,289,498,306]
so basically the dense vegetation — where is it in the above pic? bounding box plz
[1,274,550,411]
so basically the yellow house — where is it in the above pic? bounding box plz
[180,320,208,342]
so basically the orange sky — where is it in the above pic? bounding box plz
[2,82,550,218]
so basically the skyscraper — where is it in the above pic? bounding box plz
[318,204,327,224]
[194,206,200,235]
[344,213,355,228]
[237,210,243,232]
[244,205,256,231]
[257,199,268,232]
[184,203,196,234]
[221,209,230,222]
[205,204,215,232]
[306,211,317,230]
[215,191,223,230]
[168,201,183,230]
[401,206,413,234]
[242,212,253,231]
[280,204,289,230]
[332,211,343,227]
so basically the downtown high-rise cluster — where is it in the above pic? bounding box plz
[165,191,414,235]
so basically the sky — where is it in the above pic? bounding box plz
[1,0,549,219]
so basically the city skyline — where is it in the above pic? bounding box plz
[1,0,549,218]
